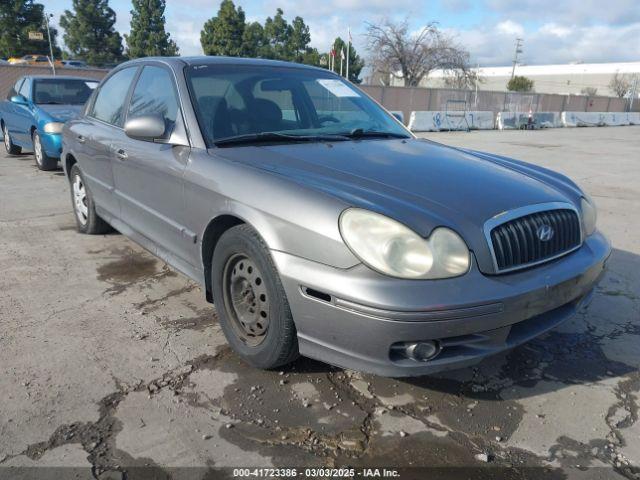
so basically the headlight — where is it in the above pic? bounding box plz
[581,197,597,236]
[339,208,470,279]
[43,122,64,134]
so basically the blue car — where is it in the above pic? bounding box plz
[1,75,99,170]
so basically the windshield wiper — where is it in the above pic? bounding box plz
[342,128,410,139]
[37,101,64,105]
[213,132,349,147]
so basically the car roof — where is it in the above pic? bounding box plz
[26,75,100,81]
[118,55,326,73]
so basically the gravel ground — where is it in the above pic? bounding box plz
[1,126,639,479]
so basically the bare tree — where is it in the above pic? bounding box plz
[609,73,631,98]
[365,18,470,87]
[443,68,484,90]
[580,87,598,96]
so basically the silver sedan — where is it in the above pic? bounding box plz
[61,56,610,376]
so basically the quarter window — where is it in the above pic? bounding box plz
[18,79,30,99]
[127,66,179,135]
[90,67,137,126]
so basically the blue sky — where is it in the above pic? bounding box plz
[46,0,640,66]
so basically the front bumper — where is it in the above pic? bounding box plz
[273,231,611,377]
[39,132,63,158]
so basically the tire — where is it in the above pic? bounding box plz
[3,123,22,155]
[33,131,58,171]
[69,164,111,234]
[212,224,299,369]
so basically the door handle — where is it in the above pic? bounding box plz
[115,149,128,160]
[77,135,86,144]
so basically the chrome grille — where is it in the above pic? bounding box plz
[488,207,582,273]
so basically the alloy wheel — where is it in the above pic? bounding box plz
[3,126,10,152]
[34,133,43,166]
[222,254,270,347]
[72,174,88,225]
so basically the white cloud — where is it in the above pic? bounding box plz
[495,20,524,36]
[448,21,640,66]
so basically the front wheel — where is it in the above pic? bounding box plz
[212,224,299,369]
[3,124,21,155]
[33,131,58,170]
[69,164,111,234]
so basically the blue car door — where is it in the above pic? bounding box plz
[13,78,34,146]
[2,78,24,140]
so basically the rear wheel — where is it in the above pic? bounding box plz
[33,131,58,170]
[69,164,111,234]
[212,224,299,369]
[3,123,21,155]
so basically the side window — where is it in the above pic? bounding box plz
[18,79,31,100]
[90,67,137,126]
[8,79,24,99]
[127,66,179,135]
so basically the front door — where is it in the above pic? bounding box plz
[111,64,193,266]
[79,67,139,219]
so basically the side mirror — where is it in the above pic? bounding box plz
[124,114,166,141]
[10,95,28,105]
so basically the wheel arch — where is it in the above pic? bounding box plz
[64,153,77,179]
[201,214,246,303]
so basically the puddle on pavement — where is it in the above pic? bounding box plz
[95,247,176,295]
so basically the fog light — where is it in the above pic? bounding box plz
[405,341,440,361]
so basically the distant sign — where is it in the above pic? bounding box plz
[28,31,44,41]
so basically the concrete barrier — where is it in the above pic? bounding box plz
[561,112,633,127]
[496,112,562,130]
[409,111,494,131]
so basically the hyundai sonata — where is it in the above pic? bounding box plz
[61,57,610,376]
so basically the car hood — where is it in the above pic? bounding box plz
[214,138,583,273]
[38,104,83,122]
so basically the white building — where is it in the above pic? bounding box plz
[405,62,640,97]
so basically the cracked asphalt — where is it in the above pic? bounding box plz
[0,126,639,479]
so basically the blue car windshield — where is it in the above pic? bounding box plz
[33,78,98,105]
[186,64,410,145]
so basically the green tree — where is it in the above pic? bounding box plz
[125,0,178,58]
[0,0,61,58]
[288,16,310,62]
[241,21,266,57]
[326,37,364,83]
[59,0,124,66]
[200,0,246,56]
[263,8,291,60]
[507,75,534,92]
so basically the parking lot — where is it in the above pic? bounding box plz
[1,126,639,479]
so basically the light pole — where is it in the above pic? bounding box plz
[510,38,523,80]
[44,11,56,75]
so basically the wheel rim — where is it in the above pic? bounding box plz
[3,126,10,152]
[72,174,88,225]
[34,133,43,165]
[222,254,270,347]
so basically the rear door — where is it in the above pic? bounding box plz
[111,64,193,265]
[79,67,138,220]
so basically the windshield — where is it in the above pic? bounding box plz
[33,78,98,105]
[185,64,410,146]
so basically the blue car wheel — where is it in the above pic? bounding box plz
[3,123,22,155]
[33,131,57,171]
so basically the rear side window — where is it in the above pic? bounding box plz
[127,66,179,133]
[90,67,137,126]
[18,79,30,99]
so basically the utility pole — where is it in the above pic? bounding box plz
[510,38,523,79]
[44,11,56,76]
